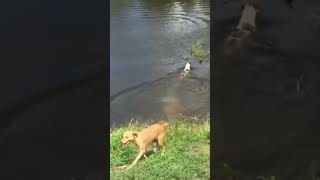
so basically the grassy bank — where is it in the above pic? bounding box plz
[184,36,210,63]
[110,114,210,179]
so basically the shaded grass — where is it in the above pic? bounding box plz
[110,114,210,179]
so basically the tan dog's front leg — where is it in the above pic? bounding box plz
[127,149,145,169]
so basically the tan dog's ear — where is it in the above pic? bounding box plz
[132,132,138,138]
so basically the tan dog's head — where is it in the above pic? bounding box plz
[158,121,169,128]
[121,131,138,146]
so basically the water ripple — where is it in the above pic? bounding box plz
[111,0,210,33]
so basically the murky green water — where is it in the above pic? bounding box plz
[110,0,210,126]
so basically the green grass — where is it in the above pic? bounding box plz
[187,36,210,63]
[110,114,210,179]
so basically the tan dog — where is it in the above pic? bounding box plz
[120,121,169,169]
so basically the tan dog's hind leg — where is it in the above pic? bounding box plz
[157,133,166,156]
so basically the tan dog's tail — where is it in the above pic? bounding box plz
[158,121,169,129]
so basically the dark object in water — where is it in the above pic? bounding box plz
[241,4,245,10]
[285,0,294,8]
[265,40,273,47]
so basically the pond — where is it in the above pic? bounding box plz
[110,0,210,126]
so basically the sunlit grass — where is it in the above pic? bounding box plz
[110,114,210,179]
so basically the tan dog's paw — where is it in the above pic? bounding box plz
[161,151,165,156]
[114,165,129,171]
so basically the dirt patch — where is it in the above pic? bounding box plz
[188,144,210,156]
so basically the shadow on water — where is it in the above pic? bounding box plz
[110,0,210,126]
